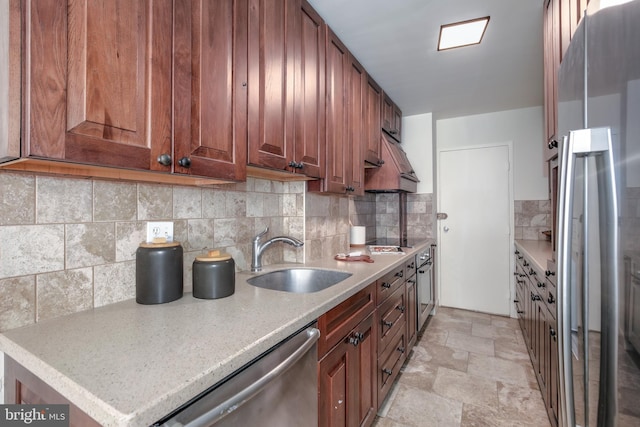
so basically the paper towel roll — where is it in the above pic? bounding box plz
[350,226,366,245]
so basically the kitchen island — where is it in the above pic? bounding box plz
[0,242,430,427]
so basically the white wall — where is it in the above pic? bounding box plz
[401,113,433,194]
[436,106,548,200]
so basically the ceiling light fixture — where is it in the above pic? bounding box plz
[438,16,490,51]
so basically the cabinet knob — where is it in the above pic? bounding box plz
[348,336,360,346]
[157,154,172,166]
[395,305,405,313]
[178,157,191,168]
[548,294,556,304]
[382,320,393,327]
[537,282,546,288]
[548,139,558,149]
[354,332,364,341]
[513,299,520,303]
[382,368,393,375]
[381,282,391,289]
[395,270,404,278]
[529,268,536,276]
[549,327,557,338]
[396,346,405,354]
[378,159,385,166]
[517,310,525,314]
[545,270,556,277]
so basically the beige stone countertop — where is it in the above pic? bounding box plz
[515,239,553,273]
[0,241,430,427]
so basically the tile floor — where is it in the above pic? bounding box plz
[373,307,551,427]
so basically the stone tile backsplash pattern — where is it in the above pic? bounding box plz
[350,193,435,242]
[305,192,350,261]
[0,172,306,332]
[515,200,551,241]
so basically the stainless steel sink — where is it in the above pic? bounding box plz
[247,268,352,293]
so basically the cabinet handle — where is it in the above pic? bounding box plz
[382,368,393,375]
[407,279,416,285]
[354,332,364,341]
[523,260,530,267]
[288,161,304,169]
[548,139,558,149]
[395,270,404,278]
[377,159,385,166]
[395,305,405,313]
[513,299,520,303]
[549,327,557,338]
[548,294,556,304]
[397,346,405,354]
[529,268,536,276]
[382,320,393,327]
[517,310,524,314]
[518,273,526,278]
[348,336,360,347]
[537,282,546,288]
[178,157,191,168]
[545,270,556,277]
[517,255,523,260]
[515,250,520,255]
[157,153,172,166]
[531,294,541,301]
[381,282,391,289]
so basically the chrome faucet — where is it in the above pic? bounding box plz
[251,227,304,272]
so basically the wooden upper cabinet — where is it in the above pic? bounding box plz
[322,29,350,194]
[382,93,401,140]
[364,76,382,166]
[348,55,366,196]
[293,0,326,179]
[173,0,248,181]
[247,0,296,173]
[24,0,172,171]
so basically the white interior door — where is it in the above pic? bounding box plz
[438,144,512,316]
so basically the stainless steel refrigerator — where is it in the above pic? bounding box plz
[556,1,640,426]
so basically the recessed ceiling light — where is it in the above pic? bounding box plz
[438,16,490,51]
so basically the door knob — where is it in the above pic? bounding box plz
[443,226,450,232]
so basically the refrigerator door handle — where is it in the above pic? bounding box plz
[558,127,620,427]
[557,133,576,427]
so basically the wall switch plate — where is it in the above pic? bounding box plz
[146,222,174,243]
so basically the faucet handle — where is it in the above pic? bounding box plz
[254,226,269,241]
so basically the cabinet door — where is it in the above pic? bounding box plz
[392,103,402,140]
[323,29,350,194]
[293,0,325,178]
[318,314,376,427]
[247,0,296,172]
[381,94,394,134]
[354,314,377,427]
[24,0,172,171]
[364,77,382,165]
[173,0,247,180]
[347,54,366,196]
[543,0,560,159]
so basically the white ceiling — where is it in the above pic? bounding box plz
[306,0,544,119]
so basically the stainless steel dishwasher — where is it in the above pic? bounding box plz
[155,324,320,427]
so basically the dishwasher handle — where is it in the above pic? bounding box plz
[186,327,320,427]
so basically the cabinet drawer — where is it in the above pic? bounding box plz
[376,265,405,303]
[318,282,376,358]
[404,259,416,279]
[377,327,406,406]
[377,286,406,354]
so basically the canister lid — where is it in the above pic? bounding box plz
[139,237,181,248]
[195,250,232,262]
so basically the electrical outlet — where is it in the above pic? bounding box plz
[146,222,174,243]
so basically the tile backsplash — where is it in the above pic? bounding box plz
[350,192,435,241]
[0,172,307,332]
[515,200,551,241]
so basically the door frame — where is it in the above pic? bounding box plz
[436,142,516,317]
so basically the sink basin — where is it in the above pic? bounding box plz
[247,268,352,293]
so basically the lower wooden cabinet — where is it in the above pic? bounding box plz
[514,246,559,427]
[4,356,101,427]
[318,312,377,427]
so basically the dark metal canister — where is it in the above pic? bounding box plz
[193,250,235,299]
[136,241,184,304]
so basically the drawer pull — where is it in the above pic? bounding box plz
[395,271,404,278]
[382,368,393,375]
[382,320,393,327]
[395,305,405,313]
[548,294,556,304]
[348,336,360,346]
[397,346,405,354]
[381,282,391,289]
[513,299,519,303]
[537,282,546,288]
[517,310,524,314]
[545,270,556,277]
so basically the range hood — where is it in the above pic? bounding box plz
[365,132,419,193]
